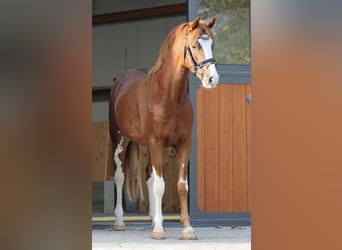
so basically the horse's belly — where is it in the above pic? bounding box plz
[115,104,146,143]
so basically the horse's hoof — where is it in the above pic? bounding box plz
[181,231,198,240]
[151,231,166,240]
[113,224,126,231]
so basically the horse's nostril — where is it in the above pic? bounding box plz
[209,76,214,84]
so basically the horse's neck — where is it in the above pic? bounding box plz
[148,49,189,105]
[150,65,188,106]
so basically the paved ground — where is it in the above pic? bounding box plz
[92,225,251,250]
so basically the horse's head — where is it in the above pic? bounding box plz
[184,17,219,88]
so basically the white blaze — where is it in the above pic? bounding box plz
[198,36,219,88]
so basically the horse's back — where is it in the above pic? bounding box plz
[109,69,147,143]
[111,69,147,101]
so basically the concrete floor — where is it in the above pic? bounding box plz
[92,225,251,250]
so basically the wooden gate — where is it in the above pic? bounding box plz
[197,84,251,213]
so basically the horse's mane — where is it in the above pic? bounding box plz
[147,20,214,77]
[147,23,187,76]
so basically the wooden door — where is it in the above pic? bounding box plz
[197,84,251,213]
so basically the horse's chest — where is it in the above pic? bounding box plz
[148,102,192,143]
[152,115,180,142]
[161,119,177,135]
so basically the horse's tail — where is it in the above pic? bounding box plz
[124,142,149,207]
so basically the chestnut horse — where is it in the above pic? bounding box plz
[109,17,219,240]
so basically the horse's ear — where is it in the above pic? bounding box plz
[189,16,200,30]
[207,17,216,29]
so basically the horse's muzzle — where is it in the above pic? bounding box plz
[202,65,219,88]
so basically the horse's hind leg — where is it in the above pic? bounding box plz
[113,135,129,231]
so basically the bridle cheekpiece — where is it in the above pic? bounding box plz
[183,28,217,78]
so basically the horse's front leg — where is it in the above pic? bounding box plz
[148,138,166,239]
[177,139,198,240]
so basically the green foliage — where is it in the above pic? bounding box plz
[198,0,250,65]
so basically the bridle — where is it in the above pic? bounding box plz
[183,28,217,79]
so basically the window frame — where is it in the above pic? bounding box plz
[188,0,251,84]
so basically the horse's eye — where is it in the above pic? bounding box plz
[192,45,197,49]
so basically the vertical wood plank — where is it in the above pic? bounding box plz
[204,87,220,212]
[232,85,248,212]
[92,122,110,181]
[197,88,205,211]
[246,85,252,211]
[218,84,234,212]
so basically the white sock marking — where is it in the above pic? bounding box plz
[114,137,125,226]
[183,226,195,233]
[147,174,155,219]
[114,137,124,168]
[178,177,189,192]
[178,164,188,191]
[152,166,165,232]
